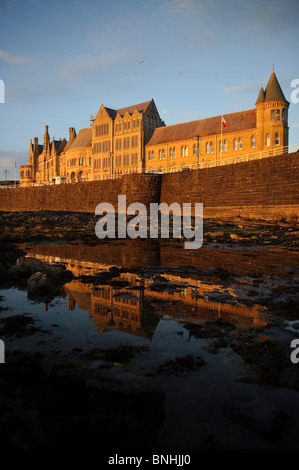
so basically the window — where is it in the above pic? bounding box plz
[89,157,92,165]
[170,148,173,159]
[251,136,256,148]
[193,144,197,155]
[132,153,138,164]
[224,140,227,152]
[238,138,242,150]
[173,147,176,158]
[206,142,210,154]
[275,133,280,145]
[234,139,238,150]
[210,142,213,153]
[181,146,188,157]
[148,150,154,161]
[266,134,270,146]
[219,140,223,152]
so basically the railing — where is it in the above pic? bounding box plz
[6,143,299,189]
[161,143,299,174]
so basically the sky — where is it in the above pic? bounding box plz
[0,0,299,179]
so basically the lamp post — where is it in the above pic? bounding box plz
[3,169,9,182]
[194,136,202,167]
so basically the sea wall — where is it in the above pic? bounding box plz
[0,152,298,220]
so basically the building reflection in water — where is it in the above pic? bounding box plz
[23,243,272,340]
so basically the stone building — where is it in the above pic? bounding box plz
[20,69,289,186]
[145,69,289,172]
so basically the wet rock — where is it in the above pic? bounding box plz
[86,366,165,402]
[223,393,285,441]
[230,233,246,242]
[27,272,60,300]
[11,256,73,282]
[204,231,225,238]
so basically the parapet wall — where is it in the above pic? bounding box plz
[0,152,298,220]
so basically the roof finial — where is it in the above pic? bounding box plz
[272,64,275,73]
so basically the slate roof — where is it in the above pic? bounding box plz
[256,85,265,104]
[264,71,287,102]
[116,100,152,117]
[68,128,92,150]
[146,109,257,146]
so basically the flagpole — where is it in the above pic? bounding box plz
[14,162,16,188]
[220,116,223,165]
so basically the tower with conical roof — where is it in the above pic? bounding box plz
[256,68,289,153]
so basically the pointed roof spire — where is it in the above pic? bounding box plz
[264,69,287,102]
[256,85,265,104]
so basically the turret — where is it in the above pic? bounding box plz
[255,69,289,151]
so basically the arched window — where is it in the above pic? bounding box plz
[173,147,176,158]
[193,144,197,155]
[210,142,214,153]
[238,138,242,150]
[275,133,280,145]
[220,140,223,152]
[234,139,238,150]
[224,140,228,151]
[181,146,184,157]
[266,134,270,146]
[185,146,188,157]
[162,149,165,159]
[206,142,210,154]
[251,135,256,148]
[170,148,173,159]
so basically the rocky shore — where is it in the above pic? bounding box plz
[0,211,298,449]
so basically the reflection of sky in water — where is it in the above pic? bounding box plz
[0,286,246,380]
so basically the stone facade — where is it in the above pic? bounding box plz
[20,70,289,186]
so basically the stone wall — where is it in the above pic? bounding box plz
[160,151,299,220]
[0,152,298,220]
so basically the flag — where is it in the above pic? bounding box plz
[14,162,17,168]
[221,116,227,128]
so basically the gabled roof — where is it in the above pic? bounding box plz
[146,109,256,146]
[104,106,117,119]
[51,139,67,153]
[264,70,287,102]
[68,128,92,150]
[116,100,152,117]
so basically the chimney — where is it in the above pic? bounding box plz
[69,127,76,145]
[34,137,38,151]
